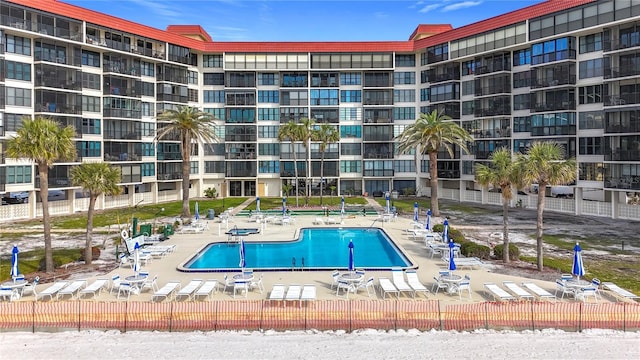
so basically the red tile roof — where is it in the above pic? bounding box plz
[409,24,454,41]
[8,0,597,53]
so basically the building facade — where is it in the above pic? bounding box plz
[1,0,640,220]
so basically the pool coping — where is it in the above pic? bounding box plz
[176,226,419,273]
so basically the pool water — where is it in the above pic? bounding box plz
[180,227,413,271]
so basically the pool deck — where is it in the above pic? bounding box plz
[53,208,571,304]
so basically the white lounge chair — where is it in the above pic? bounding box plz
[356,277,376,297]
[378,277,399,299]
[21,276,40,298]
[484,283,516,301]
[503,281,535,300]
[57,280,88,300]
[405,270,429,298]
[194,279,219,301]
[78,279,109,300]
[269,284,286,302]
[175,279,203,301]
[602,282,640,301]
[285,284,302,305]
[151,281,181,302]
[521,282,556,301]
[300,284,317,305]
[313,217,324,225]
[109,274,121,295]
[391,268,414,298]
[36,281,69,301]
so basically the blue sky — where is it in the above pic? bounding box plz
[65,0,540,41]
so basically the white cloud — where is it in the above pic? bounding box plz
[129,0,182,18]
[419,4,441,13]
[442,1,483,12]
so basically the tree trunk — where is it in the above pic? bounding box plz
[428,152,440,216]
[39,165,54,273]
[181,134,191,220]
[319,151,325,205]
[536,183,547,271]
[292,143,299,207]
[502,197,510,263]
[304,140,310,206]
[85,195,97,265]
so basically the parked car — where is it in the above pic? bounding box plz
[1,192,29,205]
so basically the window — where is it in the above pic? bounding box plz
[258,161,280,174]
[6,166,32,184]
[258,108,279,121]
[258,125,279,138]
[76,141,101,158]
[188,70,198,84]
[579,58,603,79]
[81,50,100,67]
[513,71,531,88]
[6,61,31,81]
[203,55,223,68]
[81,118,101,134]
[281,91,308,106]
[204,108,225,121]
[420,88,429,101]
[142,163,155,177]
[340,72,361,85]
[513,116,531,132]
[340,160,361,173]
[395,54,416,67]
[579,137,602,155]
[579,85,602,104]
[6,87,31,106]
[203,73,224,85]
[340,90,361,103]
[141,122,155,136]
[310,89,338,105]
[394,160,415,173]
[258,73,278,85]
[4,113,30,132]
[394,89,415,102]
[141,102,154,117]
[140,61,154,77]
[6,35,31,55]
[340,125,362,138]
[188,89,198,102]
[141,82,154,97]
[204,90,225,103]
[513,94,531,111]
[190,161,199,175]
[258,143,279,156]
[579,163,603,181]
[258,90,279,103]
[204,161,225,173]
[580,33,602,54]
[82,73,100,90]
[341,143,361,156]
[82,96,100,112]
[513,48,531,66]
[394,107,415,120]
[579,111,603,129]
[393,72,416,85]
[339,108,362,121]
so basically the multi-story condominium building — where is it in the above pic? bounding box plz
[1,0,640,221]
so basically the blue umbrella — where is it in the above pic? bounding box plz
[443,219,449,242]
[572,242,585,280]
[282,197,287,216]
[341,196,345,217]
[385,192,390,213]
[426,209,432,231]
[256,197,260,213]
[194,201,200,221]
[448,240,457,272]
[239,238,246,269]
[413,202,419,222]
[348,239,355,273]
[10,245,19,280]
[133,242,141,276]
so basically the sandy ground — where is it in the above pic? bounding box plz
[1,329,639,360]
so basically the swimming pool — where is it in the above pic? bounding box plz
[179,227,414,272]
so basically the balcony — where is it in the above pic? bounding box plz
[604,65,640,80]
[604,176,640,190]
[532,101,576,113]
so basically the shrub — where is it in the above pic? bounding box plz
[432,224,444,233]
[460,242,491,260]
[79,246,101,262]
[494,243,520,260]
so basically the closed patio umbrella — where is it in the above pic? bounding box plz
[426,209,432,231]
[239,238,246,270]
[341,196,345,217]
[10,245,19,280]
[194,201,200,221]
[385,192,390,213]
[413,202,419,222]
[443,219,450,242]
[256,197,260,213]
[348,239,355,273]
[133,241,141,277]
[282,197,287,216]
[448,240,457,273]
[572,242,585,280]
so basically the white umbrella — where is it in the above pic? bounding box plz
[256,197,260,213]
[413,202,419,222]
[133,242,141,276]
[341,197,345,217]
[239,238,246,270]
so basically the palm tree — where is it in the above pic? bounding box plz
[395,110,472,217]
[516,142,577,271]
[278,121,303,206]
[312,123,339,205]
[71,162,122,265]
[156,105,218,220]
[475,148,521,263]
[6,117,76,273]
[299,117,316,206]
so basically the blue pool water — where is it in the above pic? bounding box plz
[180,227,413,271]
